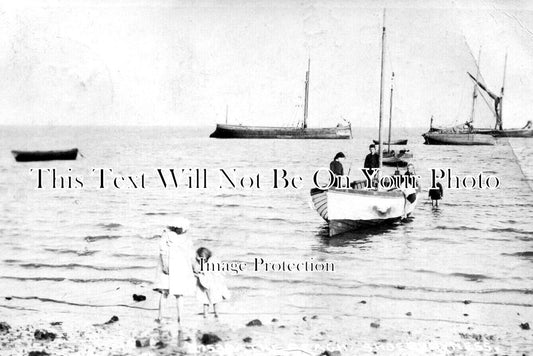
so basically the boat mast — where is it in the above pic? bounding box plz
[378,9,386,172]
[498,52,507,130]
[303,58,310,129]
[387,72,394,153]
[470,48,481,125]
[225,105,228,124]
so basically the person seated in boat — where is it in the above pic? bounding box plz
[428,182,444,207]
[364,144,379,175]
[330,152,345,176]
[330,152,348,188]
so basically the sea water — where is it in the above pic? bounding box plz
[0,126,531,331]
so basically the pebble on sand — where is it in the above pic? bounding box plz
[34,330,56,341]
[135,337,150,347]
[132,294,146,302]
[406,312,412,316]
[311,315,319,320]
[463,300,472,305]
[243,337,252,343]
[104,316,119,325]
[155,340,166,349]
[201,333,222,345]
[0,322,11,333]
[519,322,530,330]
[271,318,278,322]
[28,351,50,356]
[320,351,341,356]
[360,300,367,304]
[370,322,380,328]
[246,319,262,327]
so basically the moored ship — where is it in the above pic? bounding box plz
[210,59,352,139]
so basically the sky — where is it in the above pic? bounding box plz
[0,0,532,128]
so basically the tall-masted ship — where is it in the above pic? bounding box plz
[209,59,352,139]
[466,53,532,137]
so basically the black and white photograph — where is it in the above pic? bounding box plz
[0,0,532,355]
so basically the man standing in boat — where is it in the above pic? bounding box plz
[364,144,379,175]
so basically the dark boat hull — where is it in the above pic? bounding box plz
[210,124,352,139]
[373,139,408,145]
[12,149,79,162]
[382,156,409,167]
[422,132,495,145]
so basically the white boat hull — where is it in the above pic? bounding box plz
[310,188,418,236]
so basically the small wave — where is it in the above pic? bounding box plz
[411,269,492,281]
[254,217,288,222]
[214,193,248,198]
[0,275,151,285]
[489,227,533,235]
[144,212,169,216]
[13,262,152,271]
[434,225,480,231]
[84,235,121,242]
[69,277,151,284]
[449,272,490,282]
[44,248,98,256]
[0,304,38,311]
[9,296,156,310]
[110,253,153,260]
[0,276,66,282]
[502,251,533,258]
[97,223,122,230]
[214,204,240,208]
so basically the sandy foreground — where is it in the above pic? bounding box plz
[1,295,532,356]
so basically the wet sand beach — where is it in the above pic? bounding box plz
[1,285,532,355]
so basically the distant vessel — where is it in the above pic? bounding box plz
[12,148,79,162]
[465,53,533,137]
[422,131,495,145]
[423,50,497,145]
[310,10,418,236]
[373,139,407,145]
[210,59,352,139]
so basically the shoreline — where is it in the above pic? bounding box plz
[1,297,531,355]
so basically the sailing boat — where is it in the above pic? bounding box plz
[466,53,533,137]
[381,72,411,167]
[310,10,418,237]
[209,59,352,139]
[374,73,408,147]
[422,50,496,145]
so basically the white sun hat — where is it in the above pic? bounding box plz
[167,217,190,233]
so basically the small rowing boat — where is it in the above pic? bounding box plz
[11,148,79,162]
[373,139,407,145]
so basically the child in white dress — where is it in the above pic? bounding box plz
[194,247,230,318]
[153,218,195,325]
